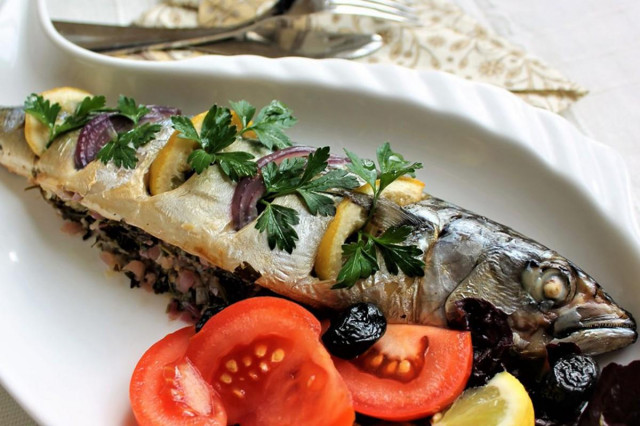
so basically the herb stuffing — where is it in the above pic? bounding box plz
[333,143,425,289]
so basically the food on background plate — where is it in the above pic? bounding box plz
[0,87,637,424]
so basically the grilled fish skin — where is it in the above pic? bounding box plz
[0,106,636,358]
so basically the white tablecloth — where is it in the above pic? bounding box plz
[2,0,640,424]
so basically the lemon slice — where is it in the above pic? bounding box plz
[24,86,93,156]
[148,111,207,195]
[356,176,425,206]
[314,177,426,280]
[315,200,368,280]
[148,110,250,195]
[432,372,535,426]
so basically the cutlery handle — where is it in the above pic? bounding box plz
[52,19,269,53]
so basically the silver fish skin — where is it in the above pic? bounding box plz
[0,106,636,359]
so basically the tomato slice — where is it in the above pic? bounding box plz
[186,297,355,426]
[332,324,473,421]
[130,326,227,426]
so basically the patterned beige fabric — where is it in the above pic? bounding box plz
[130,0,587,113]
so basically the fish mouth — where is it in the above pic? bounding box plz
[552,307,637,355]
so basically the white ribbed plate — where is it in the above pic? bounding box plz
[0,0,638,425]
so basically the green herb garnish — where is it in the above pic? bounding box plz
[24,93,106,147]
[333,143,425,289]
[255,146,360,253]
[116,95,150,125]
[171,104,258,181]
[230,100,297,149]
[96,122,161,169]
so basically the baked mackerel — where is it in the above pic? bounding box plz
[0,102,636,359]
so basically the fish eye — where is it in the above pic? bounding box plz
[540,269,570,302]
[522,261,574,306]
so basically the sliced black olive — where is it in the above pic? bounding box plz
[536,354,599,421]
[322,303,386,359]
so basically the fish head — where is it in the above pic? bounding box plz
[519,253,637,356]
[444,243,637,358]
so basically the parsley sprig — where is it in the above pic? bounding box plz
[96,123,161,169]
[24,93,106,147]
[255,146,360,253]
[90,95,163,169]
[171,104,258,181]
[230,100,297,149]
[333,143,425,289]
[115,95,150,125]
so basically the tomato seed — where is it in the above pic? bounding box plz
[255,345,267,358]
[369,354,383,368]
[225,360,238,373]
[271,348,285,362]
[398,360,412,374]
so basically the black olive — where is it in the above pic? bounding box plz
[322,303,386,359]
[535,354,599,421]
[195,303,227,332]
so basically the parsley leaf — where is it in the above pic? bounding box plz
[199,105,238,153]
[255,146,359,252]
[216,151,260,182]
[229,100,255,128]
[171,115,201,142]
[24,94,61,139]
[116,95,149,125]
[376,142,422,193]
[96,122,161,169]
[332,238,378,289]
[255,203,299,253]
[334,143,425,289]
[370,226,425,276]
[170,104,257,181]
[50,95,107,143]
[24,93,107,147]
[345,142,422,222]
[240,100,297,149]
[187,149,214,174]
[344,149,377,189]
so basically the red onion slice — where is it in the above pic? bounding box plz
[74,114,131,169]
[231,177,267,230]
[74,105,181,169]
[255,145,349,167]
[139,105,181,124]
[230,146,350,230]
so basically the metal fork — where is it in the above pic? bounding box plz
[53,0,418,55]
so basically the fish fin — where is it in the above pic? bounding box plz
[444,249,530,320]
[340,190,425,233]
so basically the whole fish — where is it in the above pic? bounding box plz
[0,104,636,359]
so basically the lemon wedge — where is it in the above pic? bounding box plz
[148,111,206,195]
[24,86,93,156]
[314,177,426,280]
[432,372,535,426]
[148,110,251,195]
